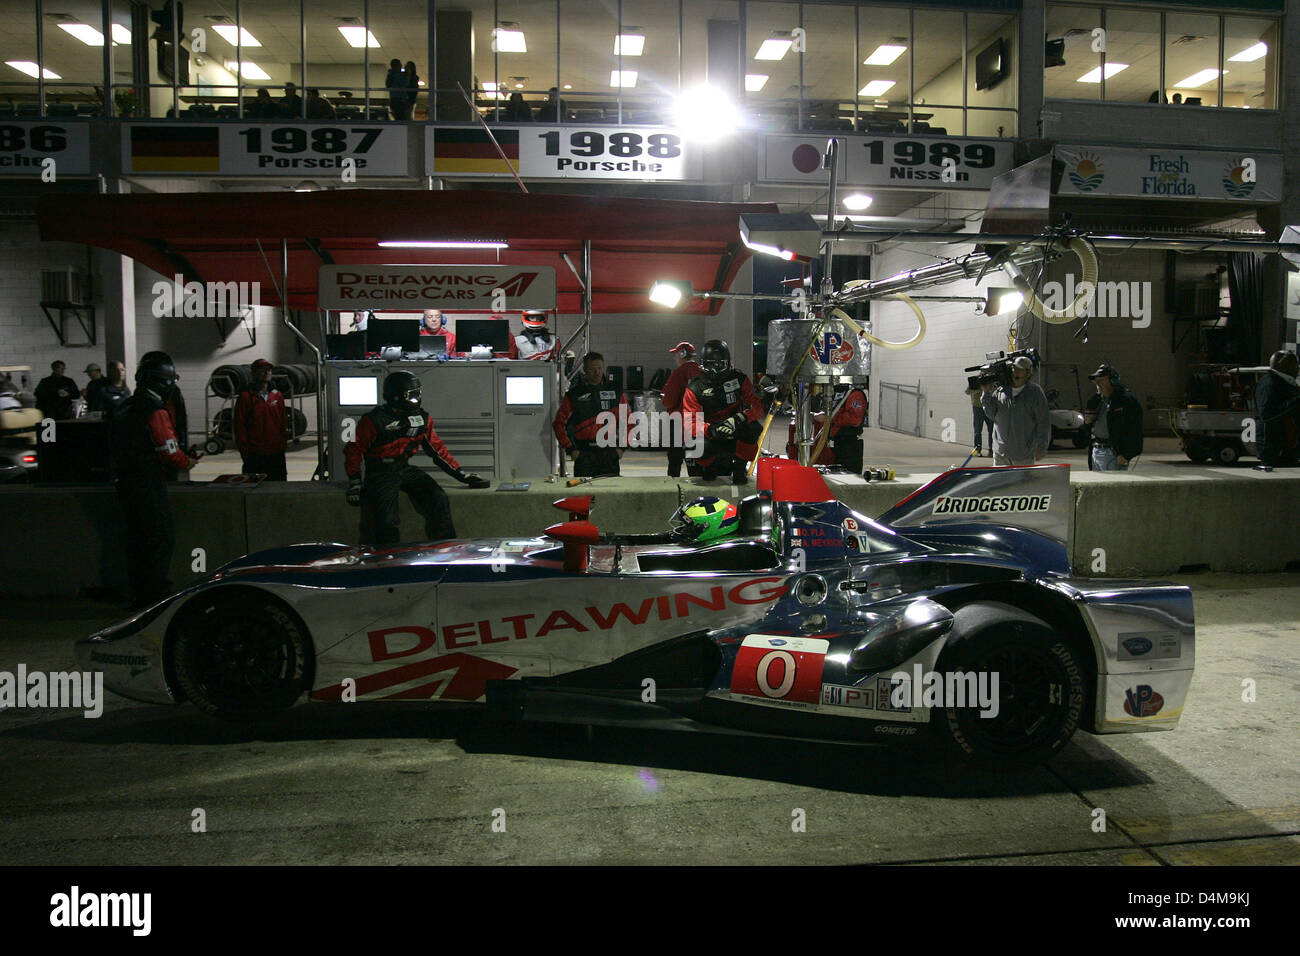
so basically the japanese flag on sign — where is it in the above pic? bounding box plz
[731,634,828,706]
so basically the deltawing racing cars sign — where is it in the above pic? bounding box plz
[317,265,558,311]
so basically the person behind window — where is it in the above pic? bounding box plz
[305,88,335,119]
[536,87,562,123]
[403,61,421,119]
[386,59,407,120]
[280,82,302,118]
[419,309,456,355]
[504,92,533,123]
[248,88,277,118]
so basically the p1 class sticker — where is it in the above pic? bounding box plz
[731,634,828,706]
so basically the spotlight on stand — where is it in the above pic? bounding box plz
[984,286,1024,315]
[649,279,693,309]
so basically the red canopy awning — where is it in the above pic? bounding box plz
[37,189,779,314]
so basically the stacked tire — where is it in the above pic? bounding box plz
[209,365,249,398]
[274,364,318,397]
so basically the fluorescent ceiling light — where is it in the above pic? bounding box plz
[58,23,105,46]
[745,74,769,92]
[338,26,380,48]
[377,241,510,249]
[1175,69,1223,88]
[1077,63,1128,82]
[227,61,270,81]
[755,37,792,61]
[858,80,896,97]
[111,24,132,44]
[614,34,645,56]
[610,70,638,88]
[493,29,527,53]
[6,61,60,79]
[562,83,572,90]
[842,193,873,211]
[864,44,906,66]
[213,25,261,48]
[1228,42,1267,63]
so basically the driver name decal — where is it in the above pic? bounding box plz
[932,494,1052,515]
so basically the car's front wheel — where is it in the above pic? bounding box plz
[931,602,1084,771]
[171,591,311,720]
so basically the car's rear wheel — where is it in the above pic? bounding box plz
[931,602,1084,771]
[171,591,311,720]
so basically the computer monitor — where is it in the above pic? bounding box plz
[338,376,379,406]
[366,318,420,354]
[456,318,512,353]
[506,376,545,406]
[326,331,366,359]
[417,333,448,357]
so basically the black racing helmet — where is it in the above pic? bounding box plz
[383,370,422,409]
[701,339,732,377]
[135,353,178,398]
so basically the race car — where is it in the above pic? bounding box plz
[76,460,1194,770]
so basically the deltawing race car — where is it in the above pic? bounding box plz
[77,460,1194,770]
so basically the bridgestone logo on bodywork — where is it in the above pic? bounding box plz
[932,494,1052,515]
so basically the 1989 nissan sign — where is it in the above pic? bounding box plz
[317,265,557,311]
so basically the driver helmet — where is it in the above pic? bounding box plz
[383,370,422,409]
[669,496,739,543]
[135,353,178,400]
[521,310,548,329]
[700,339,732,379]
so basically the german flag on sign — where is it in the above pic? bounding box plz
[432,128,519,174]
[130,126,220,173]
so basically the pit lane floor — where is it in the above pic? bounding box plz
[1,573,1297,866]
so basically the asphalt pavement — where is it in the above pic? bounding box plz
[1,573,1297,866]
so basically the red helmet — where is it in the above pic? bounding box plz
[522,311,548,328]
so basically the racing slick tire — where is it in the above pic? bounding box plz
[930,601,1084,772]
[171,590,312,721]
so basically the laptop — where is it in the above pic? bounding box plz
[417,333,448,358]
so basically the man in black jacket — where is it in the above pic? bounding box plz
[1254,350,1300,468]
[1084,363,1143,470]
[34,360,79,420]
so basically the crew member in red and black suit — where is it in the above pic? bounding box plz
[138,350,191,479]
[661,341,703,478]
[111,353,200,609]
[553,351,629,477]
[343,370,490,547]
[233,358,288,480]
[681,339,764,485]
[828,385,868,474]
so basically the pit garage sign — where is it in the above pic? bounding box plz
[1055,145,1281,202]
[762,133,1013,189]
[123,123,411,177]
[0,122,91,177]
[428,126,701,181]
[318,265,557,311]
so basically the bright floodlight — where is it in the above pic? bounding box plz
[986,287,1024,315]
[673,85,739,142]
[649,282,686,308]
[842,193,873,211]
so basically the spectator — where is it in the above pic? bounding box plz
[661,342,702,477]
[281,82,303,118]
[247,88,277,118]
[980,356,1051,466]
[83,363,105,409]
[1171,93,1183,105]
[1083,363,1143,471]
[420,309,456,355]
[504,92,533,123]
[92,361,132,421]
[967,384,993,456]
[536,87,563,123]
[1254,350,1300,468]
[403,61,421,119]
[34,360,79,420]
[234,359,289,481]
[305,88,335,119]
[385,59,407,120]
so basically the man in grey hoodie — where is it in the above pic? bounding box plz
[981,355,1051,466]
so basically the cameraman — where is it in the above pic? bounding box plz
[980,356,1051,466]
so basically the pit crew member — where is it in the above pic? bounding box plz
[553,352,630,478]
[681,339,763,484]
[233,358,288,481]
[661,341,703,478]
